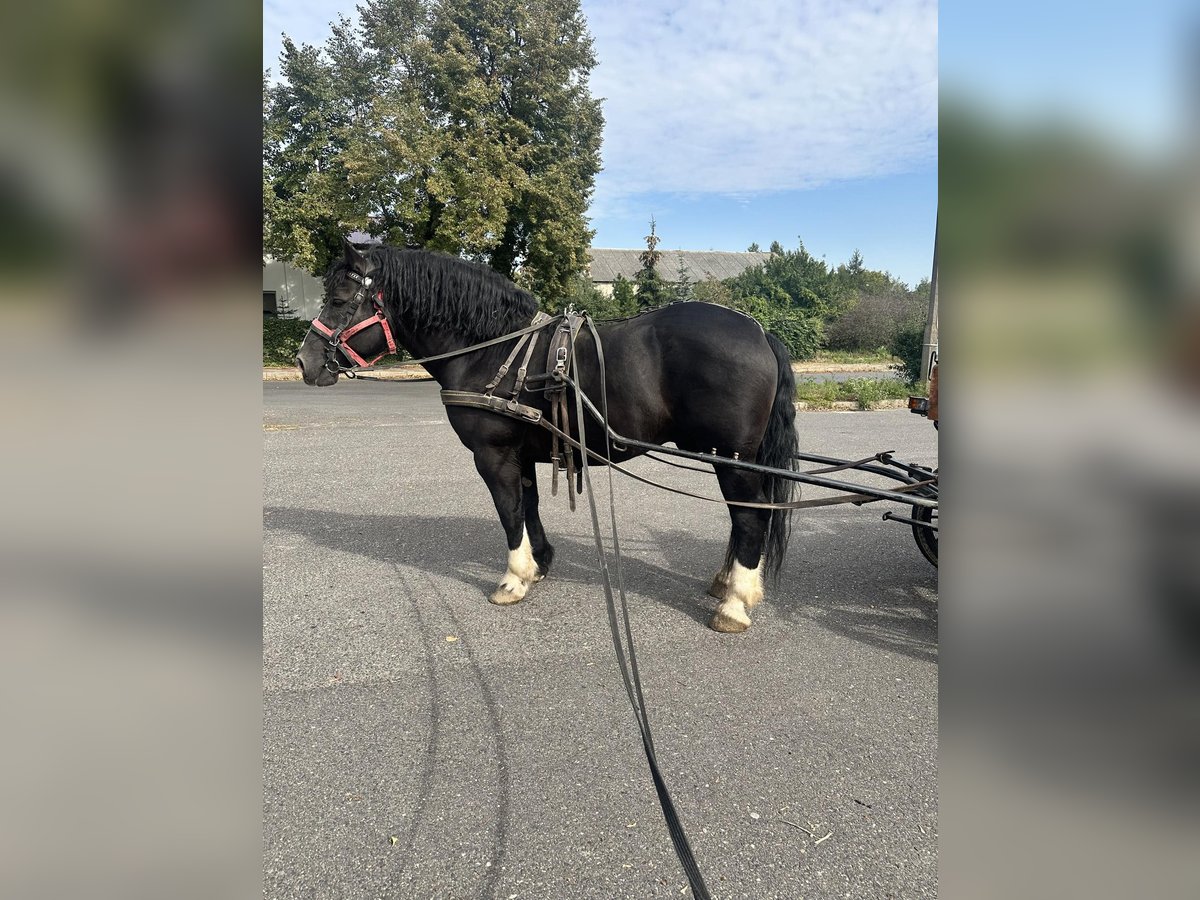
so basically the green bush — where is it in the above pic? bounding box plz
[764,309,824,360]
[263,318,312,367]
[889,324,927,385]
[826,289,925,351]
[729,295,823,360]
[844,377,884,410]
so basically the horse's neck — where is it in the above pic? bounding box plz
[398,323,510,389]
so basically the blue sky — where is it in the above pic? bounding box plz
[265,0,938,287]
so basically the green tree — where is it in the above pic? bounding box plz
[673,255,694,301]
[747,242,761,252]
[825,249,924,351]
[634,217,669,309]
[692,274,732,307]
[610,274,637,316]
[727,241,845,320]
[264,38,355,273]
[264,0,603,301]
[769,240,784,255]
[718,241,845,359]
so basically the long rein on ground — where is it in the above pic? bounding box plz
[319,300,934,899]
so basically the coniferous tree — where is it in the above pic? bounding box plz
[634,217,669,309]
[674,255,694,301]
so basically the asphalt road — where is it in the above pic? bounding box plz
[263,380,938,899]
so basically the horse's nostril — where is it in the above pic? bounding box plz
[295,357,305,376]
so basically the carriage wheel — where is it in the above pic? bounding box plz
[912,503,938,568]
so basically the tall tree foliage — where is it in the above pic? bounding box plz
[264,0,603,301]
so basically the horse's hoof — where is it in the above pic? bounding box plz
[709,600,751,633]
[534,546,554,581]
[489,585,525,606]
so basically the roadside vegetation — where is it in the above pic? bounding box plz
[795,376,923,410]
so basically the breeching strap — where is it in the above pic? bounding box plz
[569,319,714,900]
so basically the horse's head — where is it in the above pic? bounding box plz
[295,239,395,386]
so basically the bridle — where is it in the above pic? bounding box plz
[307,269,397,374]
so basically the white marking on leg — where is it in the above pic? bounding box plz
[491,528,537,605]
[726,559,764,609]
[708,560,763,632]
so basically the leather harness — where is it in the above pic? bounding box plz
[440,308,936,514]
[440,310,588,509]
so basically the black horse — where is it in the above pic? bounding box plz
[295,240,798,632]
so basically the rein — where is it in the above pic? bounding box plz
[568,317,713,899]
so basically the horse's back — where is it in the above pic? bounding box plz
[587,303,781,451]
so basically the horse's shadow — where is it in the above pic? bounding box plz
[264,505,719,627]
[264,506,937,660]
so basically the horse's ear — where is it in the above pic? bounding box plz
[342,237,364,266]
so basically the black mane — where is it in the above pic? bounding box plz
[326,246,539,342]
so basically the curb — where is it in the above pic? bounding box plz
[264,366,428,381]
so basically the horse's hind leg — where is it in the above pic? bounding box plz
[709,468,769,633]
[474,446,540,606]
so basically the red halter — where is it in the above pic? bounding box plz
[308,271,398,371]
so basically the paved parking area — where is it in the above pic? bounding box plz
[264,380,938,899]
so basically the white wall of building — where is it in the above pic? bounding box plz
[263,258,324,320]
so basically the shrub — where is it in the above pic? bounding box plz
[844,377,884,409]
[764,309,823,360]
[890,324,926,385]
[263,318,312,366]
[826,290,924,351]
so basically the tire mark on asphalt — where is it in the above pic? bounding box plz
[387,566,512,900]
[438,591,512,900]
[388,565,442,891]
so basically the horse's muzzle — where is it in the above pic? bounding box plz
[295,355,337,387]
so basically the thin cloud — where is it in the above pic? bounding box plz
[586,0,937,200]
[263,0,350,78]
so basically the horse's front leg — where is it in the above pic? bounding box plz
[474,446,540,606]
[522,455,554,581]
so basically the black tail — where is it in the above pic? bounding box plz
[758,332,798,582]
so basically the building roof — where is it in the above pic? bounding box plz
[587,248,771,283]
[347,229,383,246]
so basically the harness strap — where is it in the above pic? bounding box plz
[482,333,530,394]
[510,314,546,400]
[439,390,544,423]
